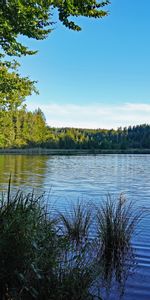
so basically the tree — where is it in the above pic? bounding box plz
[0,60,37,110]
[0,0,110,114]
[0,0,110,56]
[0,1,110,148]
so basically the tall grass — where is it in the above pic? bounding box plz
[0,185,144,299]
[95,194,143,294]
[0,183,60,299]
[59,200,92,246]
[57,201,97,300]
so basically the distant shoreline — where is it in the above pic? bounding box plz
[0,148,150,155]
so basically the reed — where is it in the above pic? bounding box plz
[0,185,143,299]
[59,200,92,246]
[95,193,143,290]
[0,184,58,299]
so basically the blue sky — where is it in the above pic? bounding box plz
[19,0,150,128]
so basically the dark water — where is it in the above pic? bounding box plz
[0,154,150,299]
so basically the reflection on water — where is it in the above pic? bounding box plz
[95,195,142,300]
[97,250,135,300]
[0,155,48,191]
[0,154,150,299]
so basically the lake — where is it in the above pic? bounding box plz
[0,154,150,299]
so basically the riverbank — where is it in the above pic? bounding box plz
[0,148,150,155]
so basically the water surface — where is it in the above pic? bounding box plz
[0,154,150,299]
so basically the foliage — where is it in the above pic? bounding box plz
[0,1,110,136]
[0,114,150,149]
[0,60,37,110]
[53,0,110,32]
[0,107,48,148]
[0,0,110,57]
[47,124,150,150]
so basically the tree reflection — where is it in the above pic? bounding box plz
[0,155,48,191]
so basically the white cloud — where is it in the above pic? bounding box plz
[27,102,150,129]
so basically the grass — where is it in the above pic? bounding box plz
[0,185,144,299]
[59,200,92,246]
[0,183,58,299]
[95,194,143,295]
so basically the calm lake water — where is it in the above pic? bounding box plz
[0,154,150,299]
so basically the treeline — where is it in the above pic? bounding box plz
[48,125,150,150]
[0,108,47,148]
[0,108,150,149]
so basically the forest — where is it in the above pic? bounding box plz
[0,107,149,150]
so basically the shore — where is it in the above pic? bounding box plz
[0,148,150,155]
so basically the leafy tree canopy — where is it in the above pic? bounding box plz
[0,60,37,110]
[0,0,110,56]
[0,0,110,115]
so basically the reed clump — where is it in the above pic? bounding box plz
[59,200,92,246]
[95,194,143,292]
[0,186,143,300]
